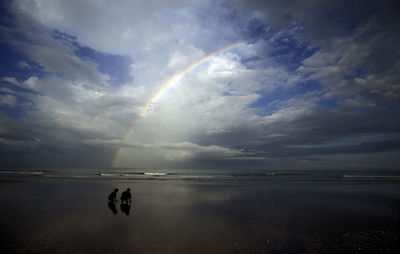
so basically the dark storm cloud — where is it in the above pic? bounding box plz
[192,107,400,161]
[0,112,115,168]
[233,0,396,39]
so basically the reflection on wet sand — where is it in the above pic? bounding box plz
[107,198,132,216]
[120,202,131,215]
[108,201,118,214]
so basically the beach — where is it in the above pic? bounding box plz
[0,177,398,253]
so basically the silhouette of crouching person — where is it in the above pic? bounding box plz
[108,188,119,203]
[120,188,132,204]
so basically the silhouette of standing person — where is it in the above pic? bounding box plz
[120,188,131,204]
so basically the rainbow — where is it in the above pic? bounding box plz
[112,37,261,167]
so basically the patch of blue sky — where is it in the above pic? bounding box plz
[0,50,41,119]
[74,45,133,86]
[0,43,41,119]
[52,30,77,46]
[0,42,46,80]
[0,79,38,95]
[0,38,44,120]
[52,31,133,86]
[250,80,323,116]
[267,35,316,71]
[0,92,34,119]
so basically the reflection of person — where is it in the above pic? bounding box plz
[120,188,131,204]
[108,201,118,214]
[120,203,131,215]
[108,188,119,202]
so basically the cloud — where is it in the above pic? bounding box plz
[157,142,244,160]
[83,138,244,160]
[0,0,399,169]
[0,137,41,152]
[298,29,400,105]
[1,20,109,86]
[0,94,17,107]
[12,0,238,55]
[17,61,31,69]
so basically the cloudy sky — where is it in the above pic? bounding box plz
[0,0,399,170]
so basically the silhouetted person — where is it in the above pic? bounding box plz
[120,188,131,204]
[120,202,131,215]
[108,188,119,202]
[108,201,118,214]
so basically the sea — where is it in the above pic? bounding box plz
[1,167,399,182]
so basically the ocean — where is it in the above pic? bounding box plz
[1,168,400,182]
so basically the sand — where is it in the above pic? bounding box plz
[0,178,398,253]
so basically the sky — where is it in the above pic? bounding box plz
[0,0,399,170]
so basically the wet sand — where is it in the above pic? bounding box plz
[0,179,398,253]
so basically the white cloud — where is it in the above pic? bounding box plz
[17,61,31,69]
[2,77,20,86]
[0,94,17,107]
[13,0,235,56]
[298,20,400,104]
